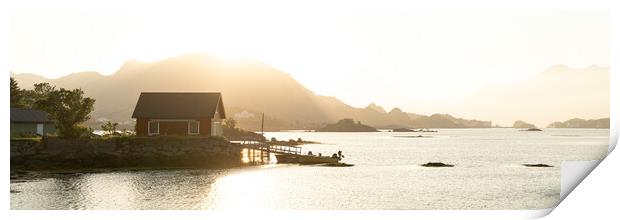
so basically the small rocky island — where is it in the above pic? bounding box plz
[513,120,542,131]
[513,120,537,129]
[316,118,378,132]
[523,163,553,167]
[421,162,454,167]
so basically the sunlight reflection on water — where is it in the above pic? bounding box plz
[200,167,276,209]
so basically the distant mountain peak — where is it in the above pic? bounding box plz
[57,71,105,81]
[10,72,46,79]
[390,107,403,114]
[71,71,103,76]
[366,103,386,113]
[118,59,144,70]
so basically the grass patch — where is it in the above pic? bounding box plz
[10,137,42,142]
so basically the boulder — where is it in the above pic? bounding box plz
[523,163,553,167]
[421,162,454,167]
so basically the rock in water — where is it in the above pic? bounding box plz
[321,162,354,167]
[521,128,542,131]
[523,163,553,167]
[392,128,414,132]
[421,162,454,167]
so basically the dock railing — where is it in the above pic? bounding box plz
[232,140,302,155]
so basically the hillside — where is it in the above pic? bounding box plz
[316,119,378,132]
[12,53,556,131]
[13,53,489,131]
[547,118,610,128]
[410,114,492,128]
[513,120,536,129]
[13,54,339,130]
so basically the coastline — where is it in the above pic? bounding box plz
[10,136,244,172]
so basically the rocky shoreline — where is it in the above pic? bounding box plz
[10,136,244,171]
[268,137,320,146]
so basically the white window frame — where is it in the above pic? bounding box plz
[188,121,200,135]
[148,120,160,136]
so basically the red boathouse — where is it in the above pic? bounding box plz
[131,92,225,136]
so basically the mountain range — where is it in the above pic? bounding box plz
[451,64,609,127]
[547,118,610,128]
[11,53,608,131]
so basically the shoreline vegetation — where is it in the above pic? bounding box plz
[222,126,266,142]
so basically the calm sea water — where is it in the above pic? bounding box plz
[10,128,609,210]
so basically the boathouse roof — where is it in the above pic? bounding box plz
[131,92,226,119]
[10,108,53,123]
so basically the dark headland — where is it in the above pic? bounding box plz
[316,119,378,132]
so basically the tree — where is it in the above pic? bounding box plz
[223,118,237,129]
[101,121,119,136]
[22,83,56,108]
[10,77,24,108]
[34,87,95,138]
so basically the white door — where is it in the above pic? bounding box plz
[211,121,222,136]
[211,121,218,136]
[36,123,44,135]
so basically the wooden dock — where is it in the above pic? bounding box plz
[232,140,303,163]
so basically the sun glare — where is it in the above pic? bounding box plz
[199,169,276,210]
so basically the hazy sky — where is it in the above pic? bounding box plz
[10,9,609,116]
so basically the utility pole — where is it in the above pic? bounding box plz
[262,112,269,162]
[261,112,265,136]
